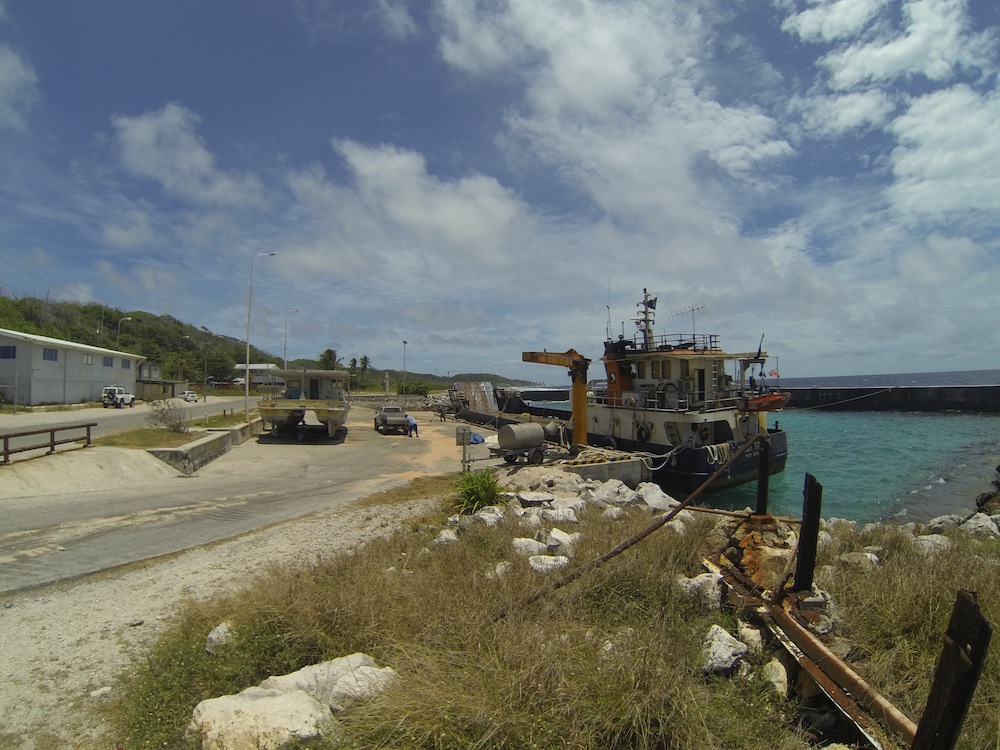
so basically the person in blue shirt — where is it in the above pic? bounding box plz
[405,414,418,437]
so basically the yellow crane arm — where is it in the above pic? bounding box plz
[521,349,590,446]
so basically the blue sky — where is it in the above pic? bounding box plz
[0,0,997,382]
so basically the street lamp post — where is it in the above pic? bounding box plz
[283,308,300,370]
[245,252,278,422]
[178,335,191,382]
[402,340,407,397]
[116,316,132,345]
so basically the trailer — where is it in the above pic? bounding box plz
[490,422,549,465]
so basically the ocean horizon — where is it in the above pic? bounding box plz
[526,368,1000,523]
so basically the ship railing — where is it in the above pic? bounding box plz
[590,393,742,412]
[627,332,720,351]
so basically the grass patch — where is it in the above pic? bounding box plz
[93,411,249,449]
[93,428,196,449]
[107,486,1000,749]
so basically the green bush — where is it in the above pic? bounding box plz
[453,469,502,514]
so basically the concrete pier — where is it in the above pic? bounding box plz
[782,385,1000,413]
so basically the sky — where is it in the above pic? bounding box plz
[0,0,998,383]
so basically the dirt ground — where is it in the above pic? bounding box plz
[0,409,481,749]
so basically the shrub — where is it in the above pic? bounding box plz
[145,397,189,433]
[453,469,501,514]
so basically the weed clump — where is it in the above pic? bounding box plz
[453,469,502,515]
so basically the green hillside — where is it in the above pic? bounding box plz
[0,296,535,392]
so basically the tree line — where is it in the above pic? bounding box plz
[0,296,532,392]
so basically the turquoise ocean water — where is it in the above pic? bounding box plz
[529,369,1000,523]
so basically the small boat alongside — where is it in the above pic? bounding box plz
[258,369,350,438]
[738,392,791,413]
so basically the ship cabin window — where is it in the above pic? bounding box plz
[650,360,660,379]
[635,361,645,379]
[679,360,690,378]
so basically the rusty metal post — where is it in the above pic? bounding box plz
[47,429,57,454]
[85,424,93,447]
[911,589,993,750]
[755,438,770,516]
[793,473,822,592]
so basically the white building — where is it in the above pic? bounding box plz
[0,327,144,406]
[233,363,281,387]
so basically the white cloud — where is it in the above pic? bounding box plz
[781,0,888,43]
[898,232,988,289]
[0,45,38,130]
[820,0,995,90]
[111,103,265,208]
[889,84,1000,218]
[102,209,155,249]
[796,89,895,135]
[440,0,792,231]
[373,0,417,39]
[332,139,531,264]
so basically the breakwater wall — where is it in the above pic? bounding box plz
[783,385,1000,413]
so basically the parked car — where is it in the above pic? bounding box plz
[101,385,136,408]
[180,390,199,402]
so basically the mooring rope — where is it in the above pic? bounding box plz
[803,386,897,410]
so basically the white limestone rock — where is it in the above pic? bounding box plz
[585,479,631,506]
[516,491,555,506]
[513,537,549,556]
[473,505,506,526]
[550,496,588,514]
[926,514,964,533]
[837,551,879,570]
[434,528,459,545]
[259,653,396,712]
[914,534,953,555]
[959,513,1000,538]
[676,572,723,610]
[761,657,789,697]
[205,622,234,655]
[540,507,578,524]
[627,482,679,511]
[601,506,625,521]
[528,555,570,574]
[188,687,338,750]
[545,528,581,555]
[701,625,748,676]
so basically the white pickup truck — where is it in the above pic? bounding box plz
[101,385,136,408]
[374,405,408,435]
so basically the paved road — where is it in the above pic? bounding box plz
[0,410,497,595]
[0,395,249,452]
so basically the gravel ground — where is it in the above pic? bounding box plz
[0,411,465,749]
[0,486,440,749]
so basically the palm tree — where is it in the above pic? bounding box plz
[318,348,337,370]
[359,355,370,376]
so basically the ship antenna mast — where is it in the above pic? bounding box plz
[667,299,706,340]
[634,288,657,349]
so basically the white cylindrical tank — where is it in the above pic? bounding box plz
[498,422,545,450]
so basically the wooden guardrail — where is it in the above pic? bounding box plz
[1,422,98,465]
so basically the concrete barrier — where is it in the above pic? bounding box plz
[147,419,261,475]
[564,457,649,486]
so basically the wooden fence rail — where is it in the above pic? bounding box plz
[1,422,98,465]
